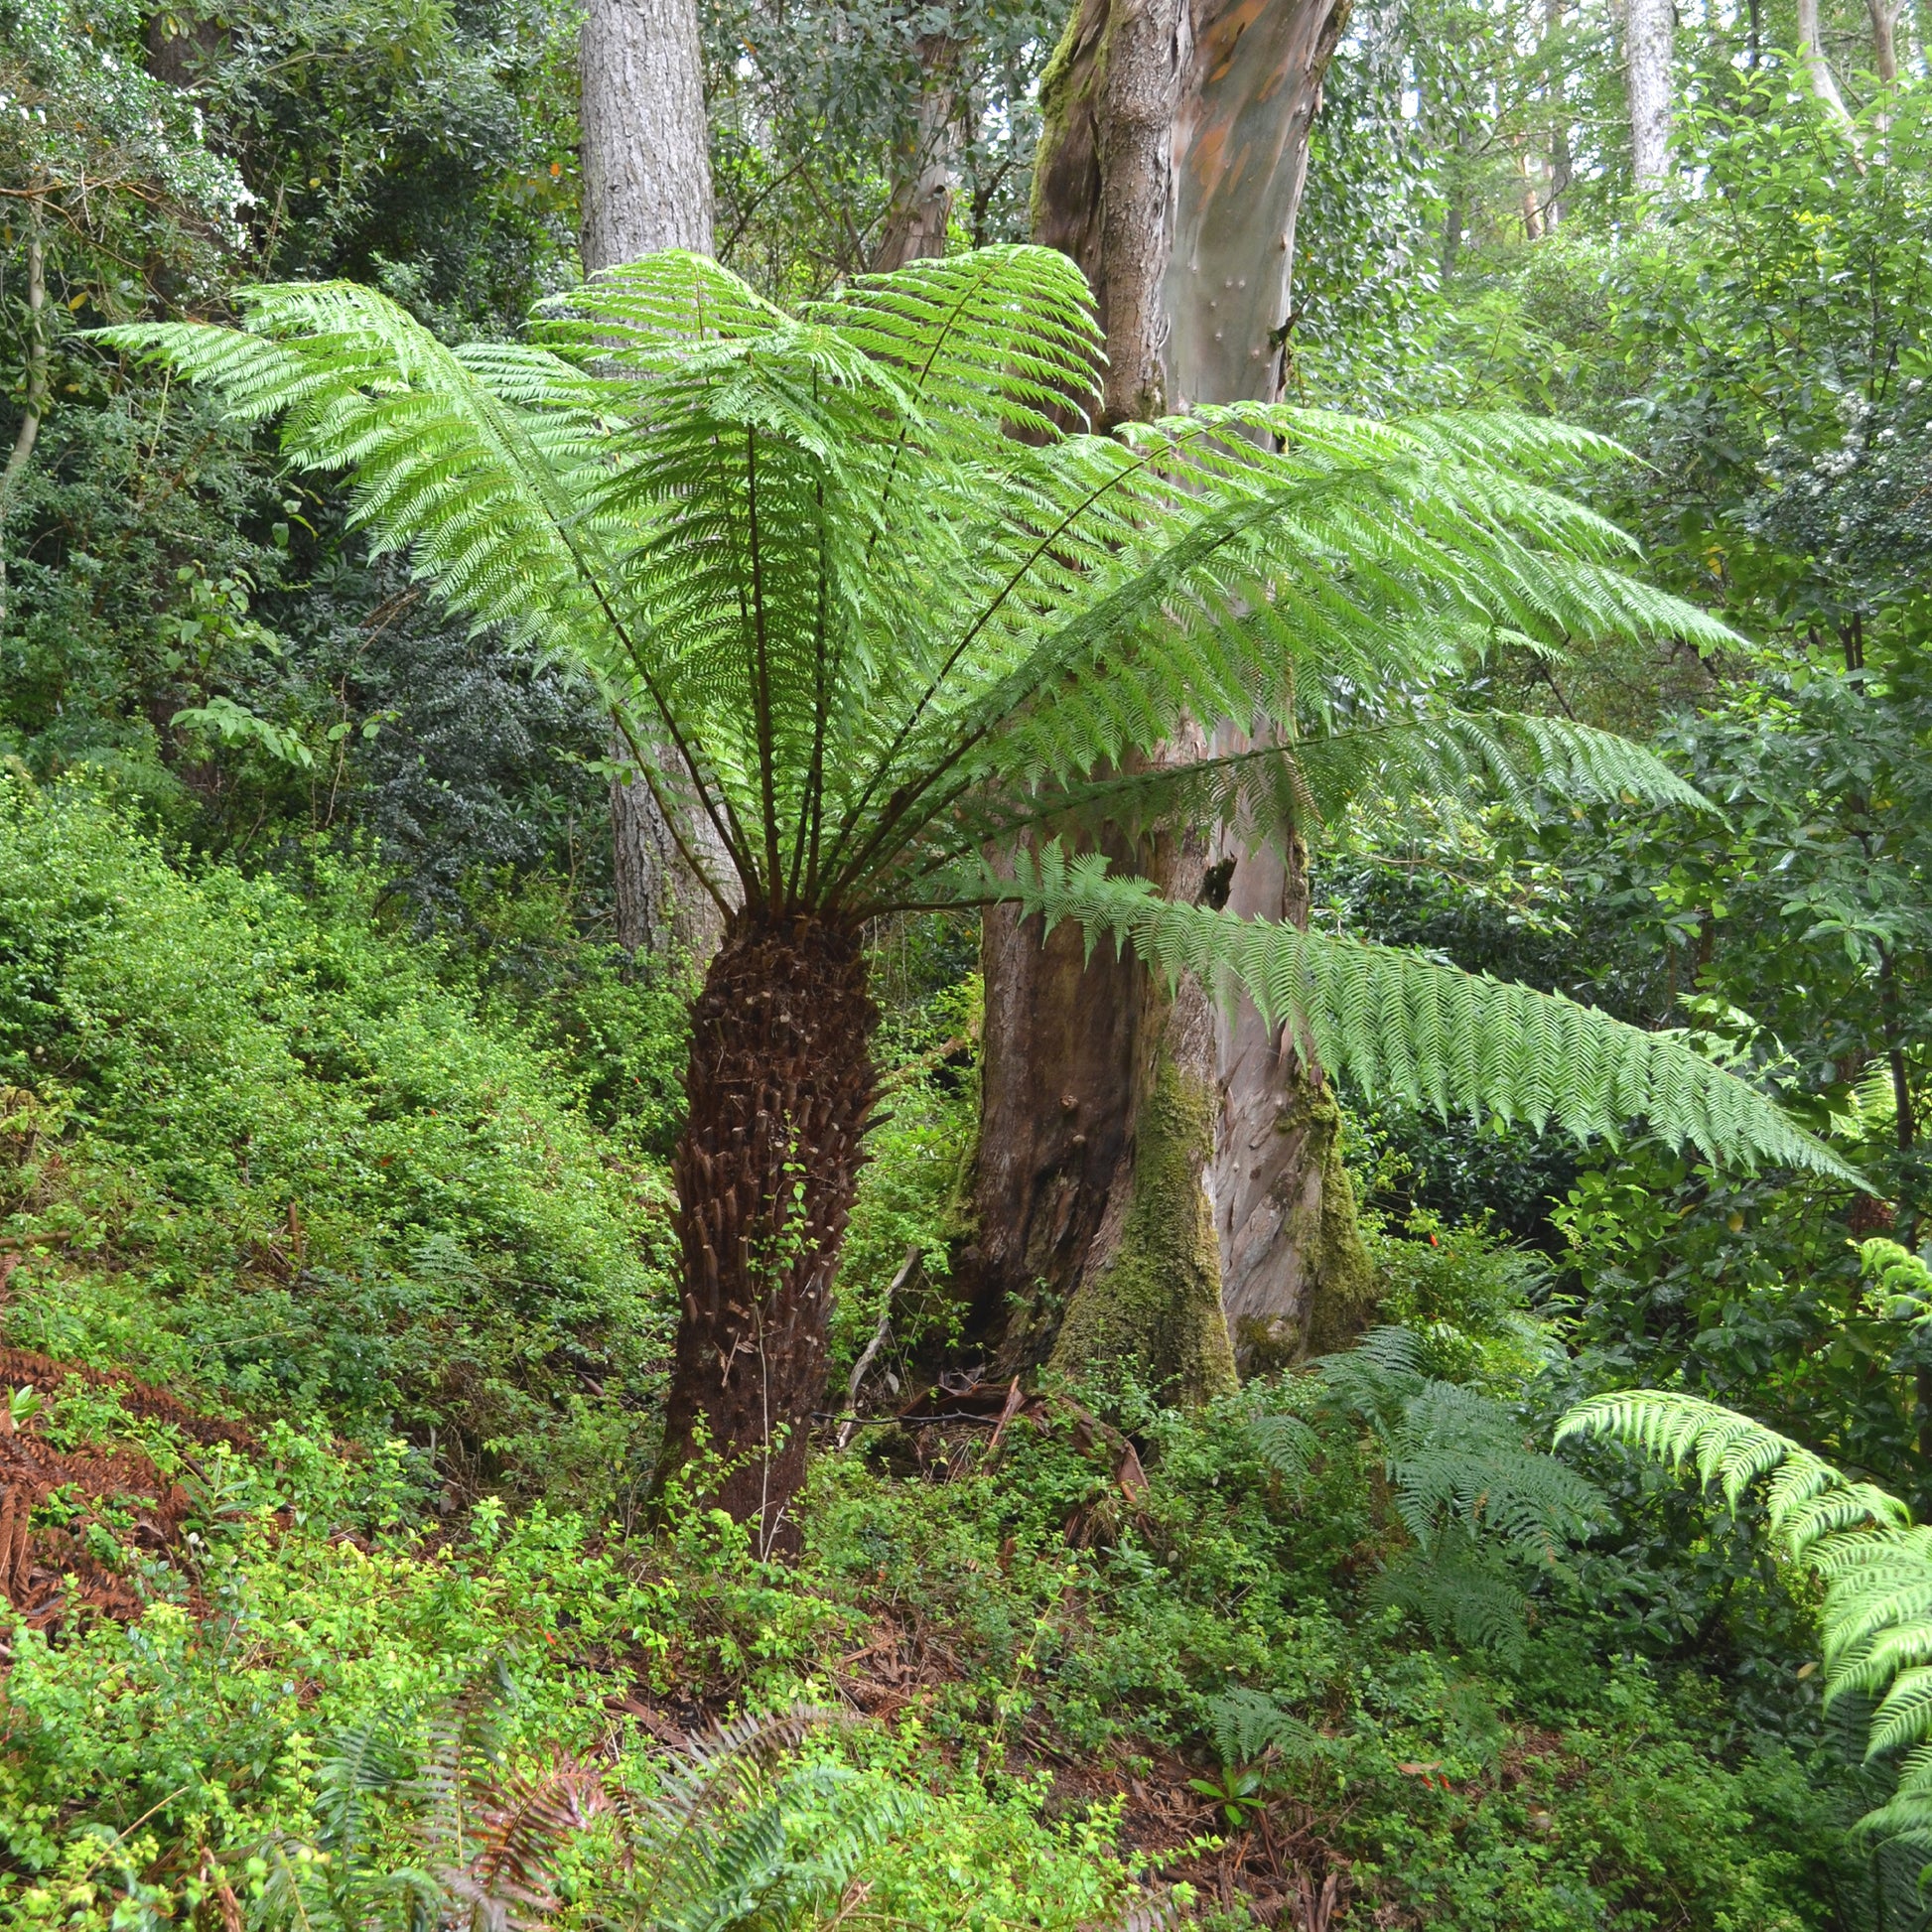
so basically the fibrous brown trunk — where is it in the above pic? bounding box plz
[972,0,1365,1395]
[656,914,877,1554]
[874,37,960,271]
[580,0,731,962]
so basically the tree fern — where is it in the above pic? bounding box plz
[103,243,1856,1529]
[1255,1327,1605,1661]
[98,246,1837,1175]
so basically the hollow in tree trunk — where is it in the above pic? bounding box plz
[655,914,878,1555]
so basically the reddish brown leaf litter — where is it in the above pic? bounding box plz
[0,1345,252,1628]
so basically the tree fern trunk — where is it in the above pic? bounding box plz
[655,914,877,1556]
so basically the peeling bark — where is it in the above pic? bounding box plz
[974,0,1367,1395]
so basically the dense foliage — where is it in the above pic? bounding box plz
[7,0,1932,1922]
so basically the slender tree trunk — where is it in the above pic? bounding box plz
[655,913,878,1554]
[1625,0,1673,201]
[972,0,1364,1397]
[0,220,48,632]
[580,0,731,961]
[1796,0,1858,135]
[1870,0,1902,82]
[874,37,960,270]
[1545,0,1572,229]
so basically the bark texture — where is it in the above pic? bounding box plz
[580,0,713,268]
[1034,0,1349,420]
[579,0,731,962]
[874,38,960,270]
[657,914,877,1553]
[976,0,1368,1397]
[1208,781,1372,1374]
[1625,0,1673,199]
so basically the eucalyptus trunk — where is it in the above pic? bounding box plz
[656,914,878,1556]
[972,0,1366,1396]
[874,36,960,270]
[580,0,730,961]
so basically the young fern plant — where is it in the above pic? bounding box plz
[105,246,1853,1549]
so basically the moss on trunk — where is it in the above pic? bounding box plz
[1048,1054,1239,1406]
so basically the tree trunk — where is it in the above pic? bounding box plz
[1625,0,1672,201]
[973,0,1365,1396]
[0,220,47,633]
[581,0,713,269]
[580,0,730,961]
[874,37,960,270]
[655,913,878,1554]
[1796,0,1858,135]
[1209,761,1374,1374]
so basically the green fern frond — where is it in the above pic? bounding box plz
[1204,1687,1329,1769]
[1002,847,1855,1183]
[1371,1538,1530,1662]
[1863,1238,1932,1324]
[1557,1385,1932,1834]
[101,246,1838,1189]
[1247,1411,1322,1483]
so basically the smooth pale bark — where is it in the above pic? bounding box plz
[1796,0,1858,135]
[579,0,731,959]
[874,37,960,270]
[1869,0,1902,81]
[973,0,1366,1398]
[1625,0,1673,200]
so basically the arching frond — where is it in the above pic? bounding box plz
[1558,1387,1932,1846]
[101,246,1834,1188]
[999,847,1855,1181]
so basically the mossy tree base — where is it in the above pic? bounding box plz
[1048,1054,1239,1406]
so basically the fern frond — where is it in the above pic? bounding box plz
[1204,1687,1329,1768]
[1247,1411,1321,1483]
[1002,848,1856,1183]
[1371,1539,1529,1662]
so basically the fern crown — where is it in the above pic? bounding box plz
[103,247,1850,1180]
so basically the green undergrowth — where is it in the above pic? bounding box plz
[0,775,679,1504]
[0,787,1891,1931]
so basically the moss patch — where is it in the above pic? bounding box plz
[1048,1056,1238,1406]
[1292,1083,1378,1359]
